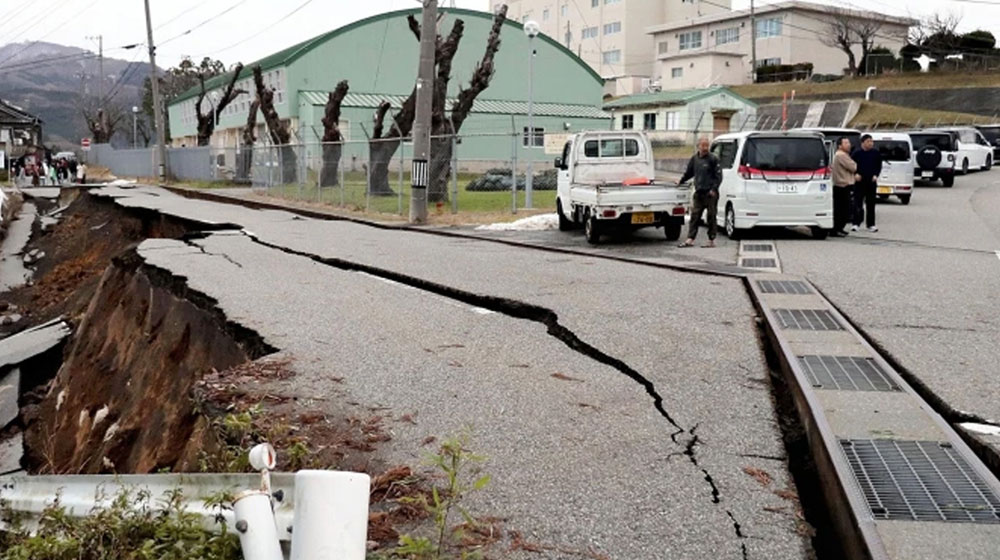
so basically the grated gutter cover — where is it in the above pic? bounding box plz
[800,355,899,391]
[774,308,843,331]
[758,280,812,295]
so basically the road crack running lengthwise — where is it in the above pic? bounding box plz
[239,231,749,557]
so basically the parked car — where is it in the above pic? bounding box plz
[909,131,958,187]
[930,127,993,174]
[871,132,914,205]
[711,131,832,240]
[794,127,861,160]
[974,124,1000,160]
[555,130,689,244]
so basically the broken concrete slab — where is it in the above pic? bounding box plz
[0,368,19,428]
[0,432,22,475]
[0,318,71,371]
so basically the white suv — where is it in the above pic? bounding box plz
[909,131,958,188]
[711,131,832,240]
[932,127,993,174]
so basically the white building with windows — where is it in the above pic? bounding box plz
[604,86,757,143]
[647,1,914,91]
[499,0,732,96]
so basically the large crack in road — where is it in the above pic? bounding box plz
[232,230,752,558]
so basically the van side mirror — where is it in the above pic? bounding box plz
[554,157,563,169]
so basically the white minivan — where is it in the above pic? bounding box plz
[932,127,993,174]
[711,131,832,240]
[871,133,914,205]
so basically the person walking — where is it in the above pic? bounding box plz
[831,137,858,236]
[677,137,722,248]
[851,134,883,232]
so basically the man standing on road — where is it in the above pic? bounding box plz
[677,137,722,248]
[851,134,883,232]
[831,137,858,236]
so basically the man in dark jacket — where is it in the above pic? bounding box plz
[677,137,722,247]
[851,134,883,232]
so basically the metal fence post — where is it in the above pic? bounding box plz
[511,131,518,214]
[451,134,458,214]
[339,157,345,208]
[365,150,371,213]
[398,139,404,215]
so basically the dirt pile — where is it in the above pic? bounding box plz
[22,250,274,474]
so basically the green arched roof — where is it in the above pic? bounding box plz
[172,7,602,104]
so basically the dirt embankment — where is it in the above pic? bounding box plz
[22,250,273,474]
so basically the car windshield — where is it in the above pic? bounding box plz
[743,137,828,171]
[910,134,953,151]
[979,128,1000,143]
[874,140,911,161]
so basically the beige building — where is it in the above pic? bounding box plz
[646,1,914,91]
[498,0,731,96]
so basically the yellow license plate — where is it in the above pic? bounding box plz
[877,186,893,194]
[631,212,654,224]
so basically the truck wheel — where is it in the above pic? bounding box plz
[724,205,742,240]
[943,175,954,188]
[811,226,829,240]
[556,198,573,231]
[584,215,601,244]
[664,217,683,241]
[899,194,911,205]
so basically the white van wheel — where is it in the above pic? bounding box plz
[725,205,741,240]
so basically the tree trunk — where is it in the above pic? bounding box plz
[320,80,349,187]
[252,65,296,183]
[428,135,453,203]
[368,138,399,196]
[280,145,297,185]
[238,99,259,183]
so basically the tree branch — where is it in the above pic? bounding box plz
[451,5,507,133]
[372,101,391,140]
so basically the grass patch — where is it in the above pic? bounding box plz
[850,101,988,129]
[730,71,1000,100]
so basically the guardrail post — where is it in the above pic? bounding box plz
[290,470,370,560]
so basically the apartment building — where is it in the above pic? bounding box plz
[498,0,731,95]
[647,1,914,90]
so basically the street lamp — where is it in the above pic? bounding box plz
[524,20,539,209]
[132,106,139,149]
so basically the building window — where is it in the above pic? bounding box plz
[591,0,598,7]
[756,17,782,38]
[603,21,621,34]
[671,67,683,78]
[582,26,598,39]
[679,31,702,51]
[643,113,657,130]
[561,4,567,16]
[716,26,739,45]
[543,8,549,20]
[658,41,669,54]
[666,111,680,131]
[757,57,781,67]
[605,0,621,4]
[523,126,544,147]
[621,114,634,129]
[602,50,621,64]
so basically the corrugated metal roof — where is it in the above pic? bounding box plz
[602,86,757,110]
[300,91,609,119]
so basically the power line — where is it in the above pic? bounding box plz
[208,0,318,56]
[159,0,253,46]
[0,0,102,69]
[0,0,75,51]
[155,1,211,31]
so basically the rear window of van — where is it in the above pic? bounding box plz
[742,137,828,171]
[583,138,640,158]
[910,134,954,151]
[874,140,911,161]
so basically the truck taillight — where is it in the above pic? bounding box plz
[738,165,764,180]
[947,154,956,162]
[672,206,685,215]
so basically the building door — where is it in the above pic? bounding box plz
[713,114,732,136]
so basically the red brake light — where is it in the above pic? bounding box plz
[738,165,764,180]
[816,166,831,180]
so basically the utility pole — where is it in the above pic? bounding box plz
[750,0,757,84]
[86,35,103,108]
[144,0,168,184]
[409,0,437,223]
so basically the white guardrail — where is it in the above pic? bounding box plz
[0,445,371,560]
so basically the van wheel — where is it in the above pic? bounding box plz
[942,175,955,187]
[811,227,829,240]
[664,217,683,241]
[986,156,993,171]
[962,158,969,175]
[899,194,911,205]
[584,215,601,244]
[556,198,573,231]
[724,205,742,240]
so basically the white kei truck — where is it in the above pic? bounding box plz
[554,130,690,245]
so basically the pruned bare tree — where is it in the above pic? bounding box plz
[852,18,884,75]
[822,9,859,75]
[252,65,296,182]
[238,99,260,182]
[195,62,246,146]
[366,6,507,200]
[320,80,349,187]
[80,101,126,144]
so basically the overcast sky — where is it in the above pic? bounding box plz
[0,0,996,70]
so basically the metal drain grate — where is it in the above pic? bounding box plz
[741,258,778,268]
[799,355,899,391]
[758,280,812,295]
[774,308,842,330]
[743,243,774,252]
[841,439,1000,523]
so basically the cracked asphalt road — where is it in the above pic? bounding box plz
[96,186,811,559]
